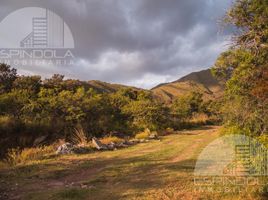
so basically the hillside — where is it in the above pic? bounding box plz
[83,69,224,103]
[151,69,224,103]
[87,80,139,93]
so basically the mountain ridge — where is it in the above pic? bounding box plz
[77,68,224,103]
[151,69,224,103]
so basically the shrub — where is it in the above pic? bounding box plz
[189,113,209,124]
[5,146,54,166]
[100,136,124,144]
[70,126,88,146]
[135,128,151,139]
[258,134,268,148]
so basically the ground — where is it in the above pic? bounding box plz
[0,126,266,200]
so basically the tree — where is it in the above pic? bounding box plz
[0,64,17,93]
[13,76,41,96]
[171,92,204,121]
[43,74,65,90]
[122,91,169,131]
[212,0,268,136]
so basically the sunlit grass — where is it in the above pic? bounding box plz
[0,126,266,200]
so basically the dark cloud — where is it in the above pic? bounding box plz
[0,0,233,88]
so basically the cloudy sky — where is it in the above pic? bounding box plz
[0,0,233,89]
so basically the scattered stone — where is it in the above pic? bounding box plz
[116,142,129,148]
[92,137,138,151]
[107,142,116,150]
[139,139,145,143]
[72,146,92,154]
[56,143,74,155]
[148,132,158,140]
[92,137,108,150]
[56,134,158,154]
[129,139,140,144]
[123,140,137,145]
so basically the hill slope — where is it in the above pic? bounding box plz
[151,69,224,103]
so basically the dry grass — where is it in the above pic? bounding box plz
[189,113,209,123]
[135,128,151,139]
[0,126,266,200]
[100,136,124,145]
[5,146,55,166]
[70,126,88,146]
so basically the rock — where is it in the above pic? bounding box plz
[107,142,116,150]
[116,142,129,148]
[72,146,92,154]
[92,137,108,150]
[56,143,74,154]
[92,137,139,151]
[129,139,140,144]
[139,139,145,143]
[148,132,158,140]
[122,140,136,145]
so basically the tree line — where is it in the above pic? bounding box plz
[0,64,217,157]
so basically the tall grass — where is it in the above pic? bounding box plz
[100,136,124,144]
[135,128,151,139]
[5,146,54,166]
[70,126,88,146]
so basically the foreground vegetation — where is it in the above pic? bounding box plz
[0,126,266,200]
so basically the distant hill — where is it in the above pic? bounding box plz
[68,69,224,103]
[151,69,224,103]
[87,80,136,93]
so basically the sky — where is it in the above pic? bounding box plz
[0,0,233,89]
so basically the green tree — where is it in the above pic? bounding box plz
[122,91,168,131]
[0,64,17,93]
[171,92,203,121]
[212,0,268,136]
[13,76,41,96]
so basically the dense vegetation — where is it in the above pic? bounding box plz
[0,64,217,157]
[212,0,268,144]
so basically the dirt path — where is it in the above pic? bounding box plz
[0,126,226,200]
[170,127,220,163]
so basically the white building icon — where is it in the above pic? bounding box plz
[20,9,64,48]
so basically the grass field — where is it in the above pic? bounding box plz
[0,126,266,200]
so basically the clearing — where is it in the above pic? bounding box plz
[0,126,266,200]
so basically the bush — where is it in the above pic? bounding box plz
[258,134,268,148]
[5,146,54,166]
[189,113,209,124]
[100,136,124,144]
[135,128,151,139]
[70,126,88,146]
